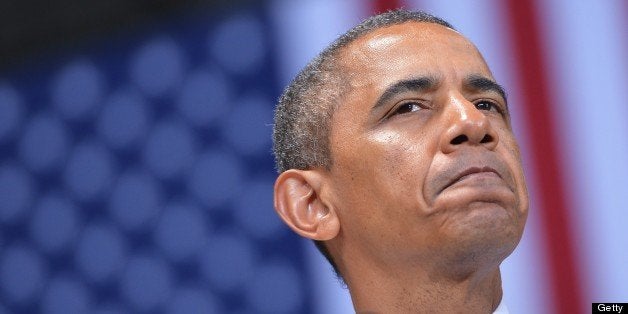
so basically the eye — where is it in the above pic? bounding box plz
[475,100,500,112]
[392,101,422,115]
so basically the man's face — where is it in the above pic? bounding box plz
[326,22,528,271]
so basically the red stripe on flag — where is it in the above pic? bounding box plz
[504,1,585,313]
[372,0,403,14]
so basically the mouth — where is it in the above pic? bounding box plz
[426,149,518,205]
[457,166,500,182]
[439,166,504,194]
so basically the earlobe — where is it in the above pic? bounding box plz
[274,169,340,241]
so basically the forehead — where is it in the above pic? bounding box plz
[338,22,492,84]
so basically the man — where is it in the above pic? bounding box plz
[272,9,528,313]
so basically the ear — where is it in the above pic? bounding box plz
[273,169,340,241]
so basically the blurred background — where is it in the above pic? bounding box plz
[0,0,626,313]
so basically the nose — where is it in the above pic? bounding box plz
[439,95,499,154]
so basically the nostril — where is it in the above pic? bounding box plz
[480,134,493,143]
[450,135,467,145]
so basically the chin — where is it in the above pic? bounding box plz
[438,202,524,271]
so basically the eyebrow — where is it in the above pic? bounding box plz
[372,76,439,111]
[464,74,508,105]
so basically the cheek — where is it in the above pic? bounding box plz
[335,129,434,209]
[498,132,529,214]
[330,129,439,248]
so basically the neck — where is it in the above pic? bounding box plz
[344,260,503,313]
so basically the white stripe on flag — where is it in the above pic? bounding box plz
[269,0,367,87]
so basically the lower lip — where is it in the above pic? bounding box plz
[448,172,504,189]
[434,172,514,208]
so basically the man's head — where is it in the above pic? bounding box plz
[273,9,528,285]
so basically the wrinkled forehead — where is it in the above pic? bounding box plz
[337,22,491,82]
